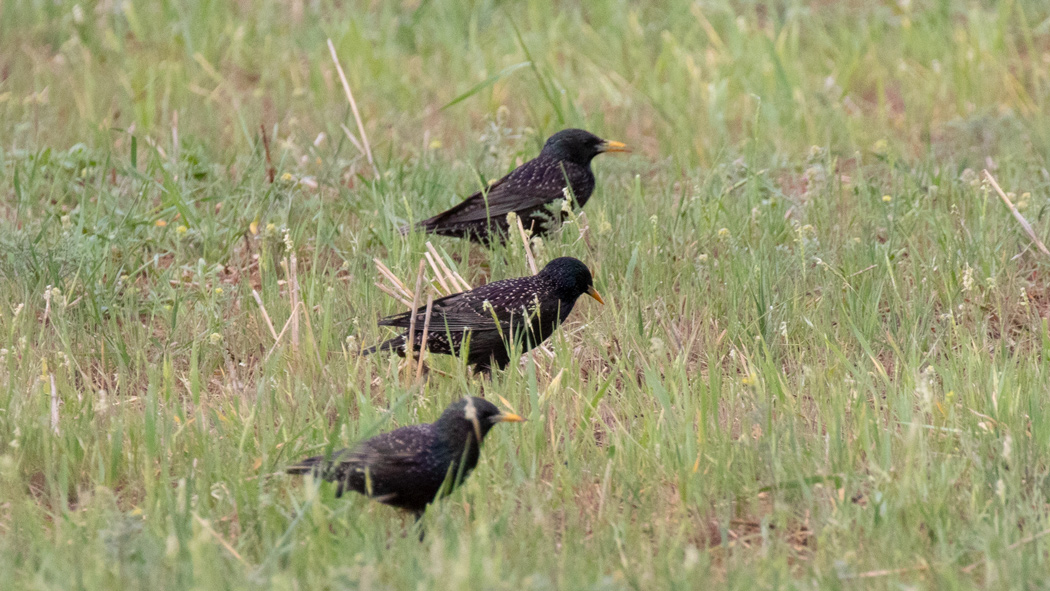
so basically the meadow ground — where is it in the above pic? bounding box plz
[2,0,1050,588]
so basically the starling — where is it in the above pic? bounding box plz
[362,257,603,372]
[287,397,524,519]
[405,128,627,244]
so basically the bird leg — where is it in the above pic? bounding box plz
[471,363,494,377]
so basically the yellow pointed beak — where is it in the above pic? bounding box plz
[587,286,605,305]
[496,413,526,423]
[600,140,629,153]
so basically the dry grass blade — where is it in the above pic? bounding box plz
[264,312,296,362]
[42,284,52,326]
[849,264,877,278]
[260,124,275,183]
[327,38,377,179]
[339,123,366,156]
[415,293,435,384]
[194,515,249,567]
[405,260,426,369]
[251,289,279,341]
[373,258,414,301]
[497,394,522,415]
[961,527,1050,574]
[984,170,1050,258]
[288,254,301,351]
[423,251,453,295]
[514,214,539,274]
[425,241,471,292]
[143,135,168,160]
[374,282,413,309]
[450,269,471,293]
[575,210,594,251]
[840,564,928,580]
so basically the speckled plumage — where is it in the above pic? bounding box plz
[405,129,626,244]
[287,397,523,517]
[362,257,603,372]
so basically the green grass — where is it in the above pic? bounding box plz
[2,0,1050,588]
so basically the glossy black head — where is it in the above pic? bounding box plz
[539,129,627,166]
[538,257,604,305]
[435,397,525,445]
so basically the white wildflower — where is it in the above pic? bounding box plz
[530,236,545,260]
[961,264,974,293]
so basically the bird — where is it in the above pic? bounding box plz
[362,257,604,372]
[404,128,627,244]
[287,397,525,520]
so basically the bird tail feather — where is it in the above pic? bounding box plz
[361,336,405,356]
[400,216,438,235]
[286,455,324,475]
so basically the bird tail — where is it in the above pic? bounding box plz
[406,209,455,235]
[399,216,437,235]
[288,451,356,498]
[286,455,325,476]
[361,336,405,356]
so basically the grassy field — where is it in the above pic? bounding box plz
[2,0,1050,588]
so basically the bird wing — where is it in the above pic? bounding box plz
[377,278,540,333]
[334,424,436,472]
[421,160,573,227]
